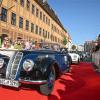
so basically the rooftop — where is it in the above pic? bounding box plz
[35,0,67,33]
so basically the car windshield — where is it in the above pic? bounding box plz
[69,51,77,53]
[0,49,15,58]
[38,42,60,51]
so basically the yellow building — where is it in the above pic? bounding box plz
[0,0,71,46]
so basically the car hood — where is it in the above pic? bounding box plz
[68,53,80,58]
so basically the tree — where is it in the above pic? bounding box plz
[63,37,67,45]
[0,0,3,6]
[0,0,3,15]
[72,45,76,51]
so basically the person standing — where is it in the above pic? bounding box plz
[24,40,31,50]
[14,40,23,50]
[2,37,10,49]
[0,36,2,48]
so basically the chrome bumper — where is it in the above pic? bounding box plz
[19,79,47,85]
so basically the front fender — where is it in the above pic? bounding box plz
[37,57,57,79]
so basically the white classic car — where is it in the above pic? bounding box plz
[69,52,80,64]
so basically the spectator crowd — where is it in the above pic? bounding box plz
[0,37,40,50]
[0,37,59,51]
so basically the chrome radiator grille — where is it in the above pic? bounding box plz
[9,52,23,80]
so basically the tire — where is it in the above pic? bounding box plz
[77,59,80,64]
[66,60,71,72]
[67,56,71,72]
[39,65,56,95]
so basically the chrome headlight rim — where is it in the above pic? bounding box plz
[0,58,4,69]
[23,59,34,72]
[64,56,68,62]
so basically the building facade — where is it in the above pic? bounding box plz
[84,41,97,53]
[76,45,84,52]
[0,0,71,46]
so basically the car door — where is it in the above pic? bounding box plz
[59,53,68,71]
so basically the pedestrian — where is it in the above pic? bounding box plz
[0,35,2,48]
[34,41,40,49]
[24,40,31,50]
[2,37,10,49]
[14,40,23,50]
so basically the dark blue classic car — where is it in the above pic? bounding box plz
[0,47,71,95]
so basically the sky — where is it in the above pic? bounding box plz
[48,0,100,45]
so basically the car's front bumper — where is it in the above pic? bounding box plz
[72,59,79,63]
[19,79,47,85]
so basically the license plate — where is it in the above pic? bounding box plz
[74,56,77,58]
[0,78,19,88]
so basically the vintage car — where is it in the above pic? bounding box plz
[0,47,71,95]
[69,51,80,64]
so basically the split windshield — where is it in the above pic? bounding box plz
[0,50,15,58]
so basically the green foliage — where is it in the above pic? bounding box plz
[63,37,67,45]
[0,0,3,5]
[72,45,76,50]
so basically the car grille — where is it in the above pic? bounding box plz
[9,52,23,80]
[0,51,23,80]
[0,57,9,78]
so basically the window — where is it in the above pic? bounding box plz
[48,19,50,26]
[26,20,29,30]
[11,12,16,25]
[39,27,42,36]
[14,0,17,2]
[58,29,59,34]
[20,0,24,7]
[32,5,35,14]
[43,29,44,37]
[52,24,53,30]
[45,31,47,38]
[48,32,50,39]
[53,36,54,41]
[36,8,39,17]
[43,14,45,22]
[46,17,48,24]
[51,35,53,41]
[1,7,7,22]
[55,37,57,42]
[40,11,42,20]
[19,17,23,28]
[26,0,30,10]
[58,38,60,42]
[43,29,46,38]
[31,23,34,32]
[35,25,38,34]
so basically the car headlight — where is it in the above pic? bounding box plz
[0,58,4,68]
[64,56,67,62]
[23,59,34,72]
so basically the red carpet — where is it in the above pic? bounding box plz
[0,62,100,100]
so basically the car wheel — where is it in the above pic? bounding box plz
[77,59,80,64]
[39,65,56,95]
